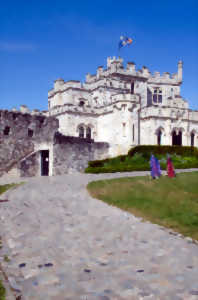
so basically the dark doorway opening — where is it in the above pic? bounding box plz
[41,150,49,176]
[172,131,182,146]
[157,130,162,145]
[191,133,195,147]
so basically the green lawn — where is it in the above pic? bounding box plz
[87,172,198,240]
[0,183,20,300]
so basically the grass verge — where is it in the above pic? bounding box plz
[0,182,23,300]
[87,172,198,240]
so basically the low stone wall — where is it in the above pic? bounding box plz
[53,132,109,175]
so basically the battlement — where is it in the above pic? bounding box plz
[0,109,57,127]
[82,57,182,84]
[0,105,49,116]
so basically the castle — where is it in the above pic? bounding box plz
[48,56,198,156]
[0,56,197,178]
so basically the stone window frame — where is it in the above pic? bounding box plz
[152,87,162,104]
[77,124,94,139]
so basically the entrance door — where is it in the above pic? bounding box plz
[41,150,49,176]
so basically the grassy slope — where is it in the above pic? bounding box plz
[87,172,198,240]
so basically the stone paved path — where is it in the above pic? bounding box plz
[0,170,198,300]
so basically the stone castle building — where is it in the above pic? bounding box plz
[0,56,197,178]
[48,56,198,156]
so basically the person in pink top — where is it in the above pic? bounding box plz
[167,157,175,178]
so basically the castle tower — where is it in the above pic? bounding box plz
[178,60,183,82]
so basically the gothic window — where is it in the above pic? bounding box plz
[153,88,162,103]
[79,126,84,138]
[86,127,91,139]
[191,132,195,146]
[131,82,134,94]
[3,126,10,135]
[28,128,34,137]
[157,130,162,145]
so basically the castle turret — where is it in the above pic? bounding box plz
[178,60,183,82]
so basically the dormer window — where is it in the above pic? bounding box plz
[153,88,162,103]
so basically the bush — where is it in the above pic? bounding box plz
[128,145,198,158]
[85,145,198,173]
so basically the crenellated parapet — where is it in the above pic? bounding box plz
[3,105,50,116]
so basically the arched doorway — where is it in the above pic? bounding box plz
[157,130,162,145]
[191,132,195,146]
[172,130,182,146]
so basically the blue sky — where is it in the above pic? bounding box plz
[0,0,197,111]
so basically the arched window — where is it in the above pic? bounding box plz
[153,88,162,103]
[79,126,84,138]
[86,127,91,139]
[157,130,162,145]
[191,132,195,147]
[3,126,10,135]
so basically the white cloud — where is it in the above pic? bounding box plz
[0,42,37,52]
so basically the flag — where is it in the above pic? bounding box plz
[119,36,133,49]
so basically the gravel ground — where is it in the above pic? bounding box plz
[0,169,198,300]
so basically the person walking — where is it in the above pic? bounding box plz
[167,157,175,178]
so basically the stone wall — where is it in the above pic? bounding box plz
[0,110,59,177]
[19,151,40,177]
[53,132,109,175]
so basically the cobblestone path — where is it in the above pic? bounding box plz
[0,171,198,300]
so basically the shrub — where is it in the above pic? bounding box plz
[85,145,198,173]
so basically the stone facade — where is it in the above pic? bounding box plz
[48,57,198,156]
